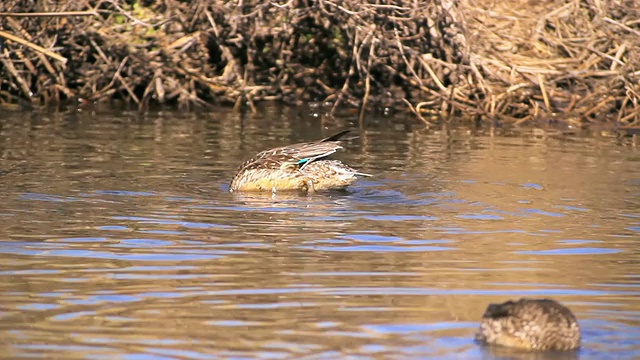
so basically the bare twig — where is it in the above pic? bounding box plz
[0,11,97,17]
[0,30,67,64]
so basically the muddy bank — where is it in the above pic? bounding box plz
[0,0,638,126]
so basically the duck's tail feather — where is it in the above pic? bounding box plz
[320,130,351,142]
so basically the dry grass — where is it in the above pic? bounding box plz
[0,0,638,127]
[464,0,640,127]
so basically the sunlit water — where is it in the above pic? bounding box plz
[0,107,638,359]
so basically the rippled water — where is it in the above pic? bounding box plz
[0,107,638,359]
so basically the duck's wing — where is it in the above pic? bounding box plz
[251,130,351,170]
[291,130,352,169]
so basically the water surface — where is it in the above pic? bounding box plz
[0,108,638,359]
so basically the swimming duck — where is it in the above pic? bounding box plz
[229,130,370,192]
[475,298,581,351]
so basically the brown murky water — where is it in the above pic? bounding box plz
[0,107,638,359]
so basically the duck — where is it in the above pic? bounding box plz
[229,130,370,192]
[475,298,581,351]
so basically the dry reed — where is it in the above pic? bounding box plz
[0,0,638,127]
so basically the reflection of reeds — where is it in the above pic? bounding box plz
[0,1,637,125]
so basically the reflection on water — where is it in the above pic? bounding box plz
[0,107,639,359]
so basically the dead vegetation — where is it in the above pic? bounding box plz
[0,0,638,127]
[466,0,640,128]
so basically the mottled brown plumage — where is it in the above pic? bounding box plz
[230,130,370,192]
[475,298,581,351]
